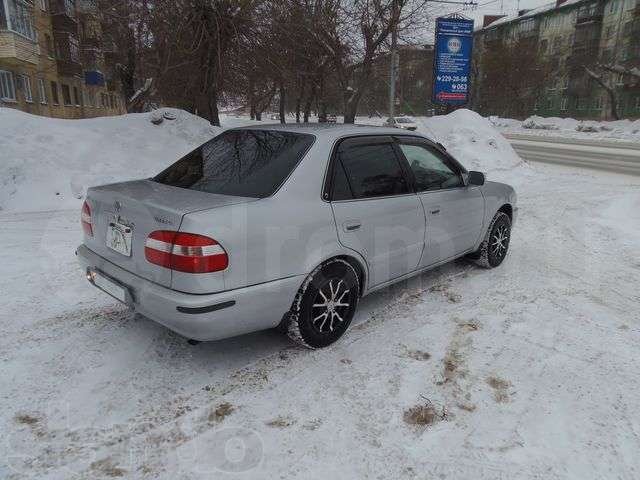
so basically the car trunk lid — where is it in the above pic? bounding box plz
[84,179,255,289]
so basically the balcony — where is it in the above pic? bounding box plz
[57,57,82,76]
[54,32,82,76]
[575,2,603,24]
[568,48,600,67]
[81,34,101,49]
[50,0,78,32]
[0,31,39,65]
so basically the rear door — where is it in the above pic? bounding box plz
[328,136,425,288]
[395,138,484,267]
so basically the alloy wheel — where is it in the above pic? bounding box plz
[491,223,510,260]
[311,279,352,334]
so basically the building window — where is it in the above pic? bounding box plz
[50,81,59,104]
[594,96,603,109]
[69,36,80,63]
[576,97,588,110]
[560,97,569,111]
[44,34,54,58]
[83,89,95,107]
[18,74,33,102]
[39,0,47,11]
[7,0,37,40]
[73,86,80,106]
[38,78,47,104]
[61,84,72,105]
[635,96,640,110]
[63,0,75,16]
[546,98,554,109]
[0,70,17,101]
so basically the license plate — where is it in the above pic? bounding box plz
[106,217,133,257]
[89,270,127,303]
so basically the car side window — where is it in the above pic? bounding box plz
[337,143,409,199]
[399,143,463,191]
[331,159,353,201]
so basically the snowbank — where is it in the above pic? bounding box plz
[414,109,529,183]
[0,107,527,213]
[492,114,640,141]
[0,108,218,212]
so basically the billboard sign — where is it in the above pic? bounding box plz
[432,16,474,105]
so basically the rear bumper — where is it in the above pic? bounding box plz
[76,245,304,341]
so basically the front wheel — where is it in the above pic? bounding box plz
[285,259,360,349]
[470,211,512,268]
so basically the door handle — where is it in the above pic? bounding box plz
[430,206,441,215]
[343,221,362,232]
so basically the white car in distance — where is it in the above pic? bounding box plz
[386,116,418,131]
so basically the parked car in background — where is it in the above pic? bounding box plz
[326,114,337,123]
[385,116,418,131]
[78,124,516,348]
[270,113,280,120]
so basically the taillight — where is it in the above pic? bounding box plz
[145,231,228,273]
[81,200,93,237]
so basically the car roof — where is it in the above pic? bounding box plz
[229,122,430,142]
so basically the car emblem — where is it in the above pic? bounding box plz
[114,201,122,213]
[154,215,173,225]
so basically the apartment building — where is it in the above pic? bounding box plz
[0,0,125,118]
[362,45,438,116]
[473,0,640,120]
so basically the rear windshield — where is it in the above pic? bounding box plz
[153,129,314,198]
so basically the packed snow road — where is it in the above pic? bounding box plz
[1,163,639,479]
[505,133,640,175]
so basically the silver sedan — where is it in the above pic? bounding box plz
[77,124,517,348]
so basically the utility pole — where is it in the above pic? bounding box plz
[388,0,399,119]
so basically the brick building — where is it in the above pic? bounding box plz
[0,0,124,118]
[473,0,640,119]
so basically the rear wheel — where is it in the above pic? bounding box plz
[285,259,360,349]
[470,211,511,268]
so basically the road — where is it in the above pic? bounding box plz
[504,133,640,175]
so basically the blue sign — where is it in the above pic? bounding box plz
[433,17,474,105]
[85,70,105,86]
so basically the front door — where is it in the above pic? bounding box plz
[328,136,426,288]
[395,140,485,267]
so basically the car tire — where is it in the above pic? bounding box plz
[285,259,360,349]
[470,211,511,268]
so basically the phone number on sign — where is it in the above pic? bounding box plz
[436,75,468,83]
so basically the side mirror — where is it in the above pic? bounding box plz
[467,171,485,186]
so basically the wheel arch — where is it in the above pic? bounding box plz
[333,254,367,297]
[497,203,513,221]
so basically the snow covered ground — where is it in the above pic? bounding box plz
[1,108,640,479]
[490,114,640,143]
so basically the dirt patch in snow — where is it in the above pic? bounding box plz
[487,376,513,403]
[429,282,463,303]
[208,402,234,423]
[403,400,447,427]
[14,413,40,425]
[403,349,432,361]
[90,457,127,477]
[266,416,296,428]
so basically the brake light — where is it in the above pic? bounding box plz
[145,231,228,273]
[81,201,93,237]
